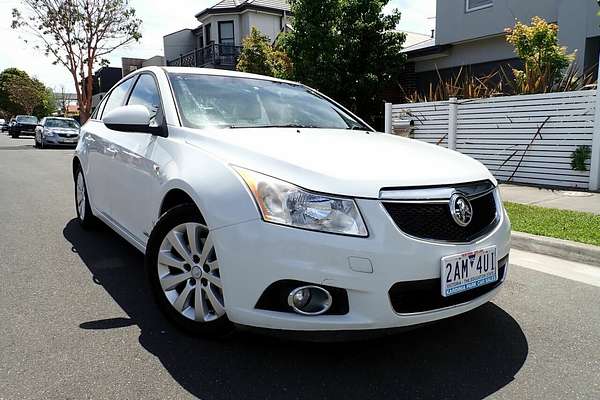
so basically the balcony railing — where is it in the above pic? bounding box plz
[167,43,242,69]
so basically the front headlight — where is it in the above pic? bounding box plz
[235,167,368,237]
[43,128,54,137]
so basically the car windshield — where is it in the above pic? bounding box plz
[16,116,38,124]
[46,119,79,129]
[168,73,370,130]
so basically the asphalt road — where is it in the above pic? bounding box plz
[1,133,599,400]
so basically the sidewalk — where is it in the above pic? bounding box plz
[499,183,600,266]
[499,184,600,215]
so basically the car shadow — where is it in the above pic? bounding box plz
[63,219,528,400]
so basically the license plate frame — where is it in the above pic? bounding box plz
[441,246,498,297]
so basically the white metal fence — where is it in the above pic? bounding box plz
[386,89,600,191]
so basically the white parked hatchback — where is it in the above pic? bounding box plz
[73,67,510,338]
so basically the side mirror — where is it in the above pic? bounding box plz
[102,105,165,136]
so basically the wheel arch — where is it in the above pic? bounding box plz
[155,172,259,232]
[72,156,82,180]
[159,187,202,218]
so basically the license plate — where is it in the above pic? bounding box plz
[441,246,497,297]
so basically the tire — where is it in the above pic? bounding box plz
[74,167,97,229]
[34,135,40,148]
[145,204,233,337]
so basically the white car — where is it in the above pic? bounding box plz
[73,67,510,338]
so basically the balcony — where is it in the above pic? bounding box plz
[167,43,242,69]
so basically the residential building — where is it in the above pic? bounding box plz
[405,0,600,93]
[164,0,291,69]
[122,56,166,76]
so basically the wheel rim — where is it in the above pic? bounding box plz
[157,222,225,322]
[76,172,86,220]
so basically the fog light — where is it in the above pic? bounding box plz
[288,286,333,315]
[292,288,311,309]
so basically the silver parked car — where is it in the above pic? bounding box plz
[35,117,80,148]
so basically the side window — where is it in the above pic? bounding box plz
[95,94,110,120]
[100,78,134,119]
[127,74,161,125]
[91,99,102,120]
[40,118,46,126]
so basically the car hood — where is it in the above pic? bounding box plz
[184,128,495,199]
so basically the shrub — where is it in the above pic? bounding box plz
[505,17,576,94]
[236,27,293,80]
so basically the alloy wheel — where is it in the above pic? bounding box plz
[76,172,86,220]
[157,222,225,322]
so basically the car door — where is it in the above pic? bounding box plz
[84,77,136,218]
[108,73,165,244]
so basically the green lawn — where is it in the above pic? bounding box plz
[504,202,600,247]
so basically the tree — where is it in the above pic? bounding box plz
[237,28,274,76]
[285,0,406,125]
[0,68,55,117]
[12,0,142,123]
[236,27,293,79]
[505,16,575,94]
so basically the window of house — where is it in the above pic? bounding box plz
[218,21,234,46]
[466,0,493,12]
[205,23,212,45]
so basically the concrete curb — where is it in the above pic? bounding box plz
[511,231,600,267]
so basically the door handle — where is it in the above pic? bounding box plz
[106,147,118,157]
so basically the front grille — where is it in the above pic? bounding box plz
[389,255,508,314]
[382,187,498,243]
[58,133,77,138]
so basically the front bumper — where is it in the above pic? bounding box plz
[42,136,79,146]
[212,195,511,332]
[12,125,37,135]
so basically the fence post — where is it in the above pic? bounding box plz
[384,103,393,134]
[590,60,600,191]
[448,97,458,150]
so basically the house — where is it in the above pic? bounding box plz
[163,0,291,69]
[405,0,600,93]
[122,56,165,75]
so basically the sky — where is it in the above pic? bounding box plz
[0,0,435,93]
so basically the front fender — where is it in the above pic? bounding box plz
[156,138,261,230]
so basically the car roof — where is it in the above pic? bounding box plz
[136,66,299,86]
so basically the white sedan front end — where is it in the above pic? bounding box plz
[73,66,510,338]
[214,181,510,333]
